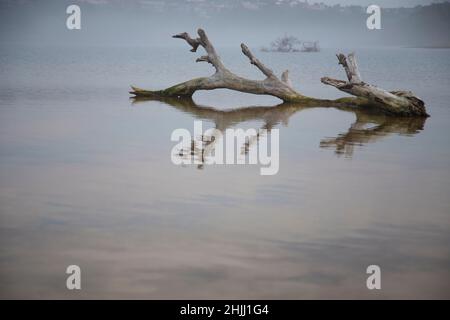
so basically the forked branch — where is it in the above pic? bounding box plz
[321,53,428,116]
[336,52,362,84]
[131,28,305,102]
[131,29,428,117]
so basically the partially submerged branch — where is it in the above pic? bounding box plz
[130,29,428,117]
[321,53,428,117]
[130,28,309,102]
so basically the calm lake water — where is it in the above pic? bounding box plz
[0,45,449,298]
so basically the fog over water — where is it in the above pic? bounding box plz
[0,0,449,48]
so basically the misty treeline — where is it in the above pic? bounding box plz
[0,0,449,47]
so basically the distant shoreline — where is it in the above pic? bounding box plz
[404,46,450,49]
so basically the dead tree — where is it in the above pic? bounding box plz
[321,53,428,117]
[130,29,303,102]
[270,35,302,52]
[130,29,428,117]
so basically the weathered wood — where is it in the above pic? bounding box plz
[336,52,362,84]
[172,32,200,52]
[130,29,428,117]
[281,70,293,88]
[241,43,275,79]
[321,53,428,117]
[131,29,313,103]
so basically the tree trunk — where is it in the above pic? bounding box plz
[130,29,428,117]
[321,53,427,117]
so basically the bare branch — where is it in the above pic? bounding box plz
[172,32,201,52]
[322,52,428,116]
[336,53,362,84]
[132,30,427,117]
[281,70,293,88]
[196,55,211,64]
[320,77,348,89]
[197,28,226,72]
[173,29,227,73]
[240,43,276,79]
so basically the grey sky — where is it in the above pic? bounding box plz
[308,0,446,7]
[1,0,448,47]
[73,0,449,8]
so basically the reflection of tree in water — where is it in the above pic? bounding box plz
[131,96,426,162]
[320,108,426,157]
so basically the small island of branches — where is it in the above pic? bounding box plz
[261,35,320,53]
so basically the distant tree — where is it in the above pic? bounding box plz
[269,35,302,52]
[261,35,319,53]
[301,41,320,52]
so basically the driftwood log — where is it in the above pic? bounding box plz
[321,53,427,117]
[130,29,428,117]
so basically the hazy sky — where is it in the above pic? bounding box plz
[2,0,448,8]
[1,0,448,47]
[307,0,446,6]
[73,0,449,8]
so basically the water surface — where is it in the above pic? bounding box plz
[0,46,449,298]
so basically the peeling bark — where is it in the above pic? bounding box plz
[130,29,428,117]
